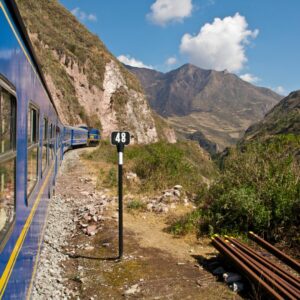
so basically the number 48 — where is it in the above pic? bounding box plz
[115,132,127,143]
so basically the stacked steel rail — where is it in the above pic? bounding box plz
[211,234,300,300]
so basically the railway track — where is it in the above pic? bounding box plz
[211,234,300,300]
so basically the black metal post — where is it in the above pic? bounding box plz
[117,144,124,259]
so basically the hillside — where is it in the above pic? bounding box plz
[16,0,176,144]
[243,90,300,140]
[194,90,300,249]
[127,64,282,149]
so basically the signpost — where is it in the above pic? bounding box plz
[111,131,130,259]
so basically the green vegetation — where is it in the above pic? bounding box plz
[83,140,216,194]
[199,134,300,247]
[127,199,146,212]
[167,210,202,236]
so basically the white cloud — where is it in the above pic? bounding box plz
[273,86,287,96]
[148,0,193,26]
[87,14,97,22]
[165,57,177,66]
[180,13,259,72]
[71,7,97,22]
[117,55,153,69]
[240,73,260,84]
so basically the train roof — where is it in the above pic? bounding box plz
[64,125,88,132]
[4,0,59,117]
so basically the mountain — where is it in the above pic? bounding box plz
[16,0,176,144]
[126,64,282,149]
[244,90,300,140]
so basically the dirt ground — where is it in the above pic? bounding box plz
[42,148,244,300]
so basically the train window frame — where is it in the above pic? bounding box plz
[41,117,48,177]
[0,76,17,251]
[26,103,40,202]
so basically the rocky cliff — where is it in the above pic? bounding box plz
[16,0,175,144]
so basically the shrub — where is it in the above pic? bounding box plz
[200,135,300,247]
[125,141,216,193]
[127,200,146,212]
[168,210,202,236]
[83,140,216,195]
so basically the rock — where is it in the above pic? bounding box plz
[163,191,172,198]
[174,185,183,190]
[223,272,242,284]
[230,281,244,292]
[80,191,89,196]
[173,189,181,197]
[124,284,140,296]
[83,214,92,221]
[126,172,138,180]
[102,243,110,248]
[146,203,153,211]
[196,279,202,286]
[158,205,169,213]
[86,225,97,236]
[85,246,95,251]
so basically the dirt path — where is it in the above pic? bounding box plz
[33,148,242,300]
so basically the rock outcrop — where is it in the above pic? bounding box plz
[16,0,175,144]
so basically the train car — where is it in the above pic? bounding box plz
[0,0,65,298]
[67,126,88,147]
[62,126,72,153]
[87,128,101,146]
[79,125,100,146]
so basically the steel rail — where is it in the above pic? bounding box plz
[214,237,298,300]
[227,237,300,290]
[211,237,284,300]
[224,239,300,299]
[249,232,300,273]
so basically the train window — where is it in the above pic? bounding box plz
[0,86,16,245]
[49,124,54,160]
[27,105,39,197]
[42,118,48,174]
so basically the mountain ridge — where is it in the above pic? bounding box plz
[127,63,282,149]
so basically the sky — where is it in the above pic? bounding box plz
[59,0,300,95]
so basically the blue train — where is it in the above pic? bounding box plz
[0,0,97,298]
[79,125,101,146]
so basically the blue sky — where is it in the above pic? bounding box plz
[59,0,300,95]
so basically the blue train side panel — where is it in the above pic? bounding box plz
[69,126,88,147]
[0,1,63,298]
